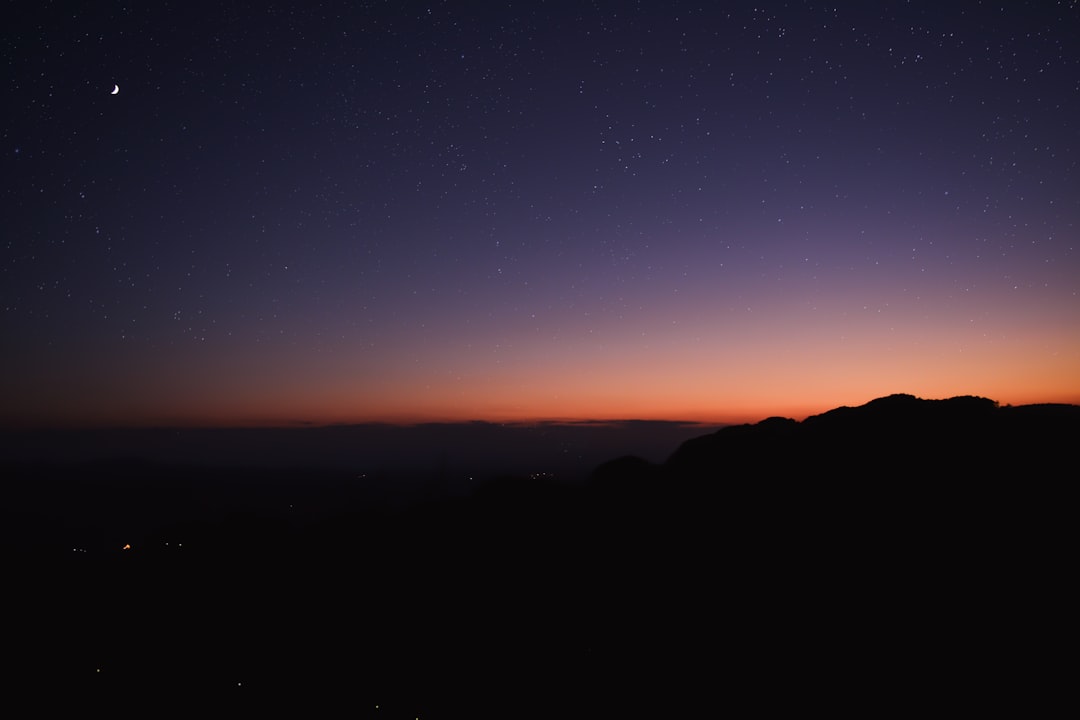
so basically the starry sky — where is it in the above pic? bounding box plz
[3,1,1078,428]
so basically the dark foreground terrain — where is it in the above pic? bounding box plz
[3,395,1075,716]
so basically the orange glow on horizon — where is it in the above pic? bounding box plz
[8,382,1078,430]
[4,303,1078,429]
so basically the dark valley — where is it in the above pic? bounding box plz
[4,395,1075,717]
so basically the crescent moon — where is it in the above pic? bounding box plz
[111,84,120,95]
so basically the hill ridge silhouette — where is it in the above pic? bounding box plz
[661,392,1077,481]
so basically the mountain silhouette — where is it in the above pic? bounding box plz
[665,392,1075,480]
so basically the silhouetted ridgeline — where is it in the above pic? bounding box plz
[666,393,1077,480]
[5,395,1075,716]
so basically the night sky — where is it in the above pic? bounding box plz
[4,1,1078,428]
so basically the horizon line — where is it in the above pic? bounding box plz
[4,392,1078,432]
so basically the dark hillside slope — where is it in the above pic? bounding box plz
[658,393,1074,576]
[666,393,1076,479]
